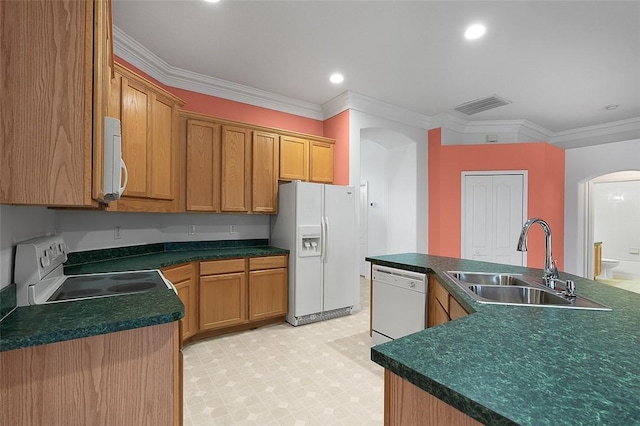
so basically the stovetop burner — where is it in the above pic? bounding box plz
[14,236,175,306]
[46,270,172,303]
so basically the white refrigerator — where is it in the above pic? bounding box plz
[270,181,356,326]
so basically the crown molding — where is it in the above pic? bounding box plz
[113,26,324,120]
[429,112,639,148]
[550,117,640,149]
[428,113,468,134]
[323,91,429,129]
[114,27,639,144]
[464,119,552,142]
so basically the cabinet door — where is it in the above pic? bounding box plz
[309,140,334,183]
[428,276,450,328]
[120,75,150,198]
[249,268,288,321]
[91,0,113,203]
[449,296,469,321]
[186,119,221,211]
[428,296,450,328]
[199,272,247,330]
[0,0,101,206]
[109,64,184,212]
[175,280,195,340]
[149,94,175,200]
[252,131,279,213]
[279,136,309,181]
[221,125,251,212]
[162,263,197,341]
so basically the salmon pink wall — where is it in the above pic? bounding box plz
[114,57,323,136]
[428,128,565,270]
[323,110,350,185]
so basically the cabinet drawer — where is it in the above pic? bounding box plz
[249,255,287,271]
[200,258,246,275]
[161,263,193,283]
[430,276,449,312]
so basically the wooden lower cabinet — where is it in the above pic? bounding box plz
[0,322,181,426]
[162,263,197,341]
[385,370,482,426]
[248,256,288,321]
[197,255,288,335]
[428,275,469,327]
[161,255,288,342]
[200,271,247,330]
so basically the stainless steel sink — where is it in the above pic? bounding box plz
[448,272,528,286]
[467,285,571,306]
[444,271,611,311]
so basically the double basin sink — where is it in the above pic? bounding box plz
[444,272,611,311]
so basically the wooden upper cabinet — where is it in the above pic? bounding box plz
[107,63,185,212]
[221,125,251,212]
[252,131,279,213]
[280,136,309,181]
[186,119,221,212]
[309,140,334,184]
[0,0,111,206]
[279,136,334,184]
[120,75,150,198]
[149,95,175,200]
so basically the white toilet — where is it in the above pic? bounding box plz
[600,258,620,279]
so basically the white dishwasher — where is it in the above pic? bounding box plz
[372,265,427,345]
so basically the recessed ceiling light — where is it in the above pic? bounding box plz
[330,73,344,84]
[465,24,486,40]
[604,104,620,111]
[204,0,220,3]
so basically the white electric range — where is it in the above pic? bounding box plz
[15,235,175,306]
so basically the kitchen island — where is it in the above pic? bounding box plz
[367,253,640,425]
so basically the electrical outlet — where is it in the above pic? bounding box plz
[114,226,122,240]
[188,225,196,235]
[229,225,236,234]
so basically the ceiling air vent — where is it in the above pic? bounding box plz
[453,94,512,115]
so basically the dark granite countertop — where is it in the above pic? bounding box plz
[1,240,288,352]
[64,243,289,275]
[367,253,640,426]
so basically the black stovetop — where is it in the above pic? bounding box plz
[48,270,169,302]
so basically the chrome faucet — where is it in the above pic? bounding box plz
[517,218,559,287]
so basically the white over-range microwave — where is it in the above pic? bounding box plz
[103,117,128,202]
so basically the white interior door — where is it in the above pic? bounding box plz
[462,173,526,266]
[359,183,369,277]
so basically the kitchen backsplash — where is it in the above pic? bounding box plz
[0,206,271,289]
[55,210,270,253]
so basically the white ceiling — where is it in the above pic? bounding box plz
[112,0,640,133]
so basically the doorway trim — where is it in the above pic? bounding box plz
[584,171,640,279]
[359,182,369,278]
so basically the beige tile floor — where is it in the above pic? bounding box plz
[183,277,383,426]
[596,276,640,294]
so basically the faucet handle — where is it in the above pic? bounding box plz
[564,280,576,298]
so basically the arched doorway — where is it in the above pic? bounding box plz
[359,127,418,279]
[587,170,640,293]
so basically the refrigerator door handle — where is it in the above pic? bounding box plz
[320,216,326,263]
[324,216,329,262]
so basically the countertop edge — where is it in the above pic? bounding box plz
[0,310,183,352]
